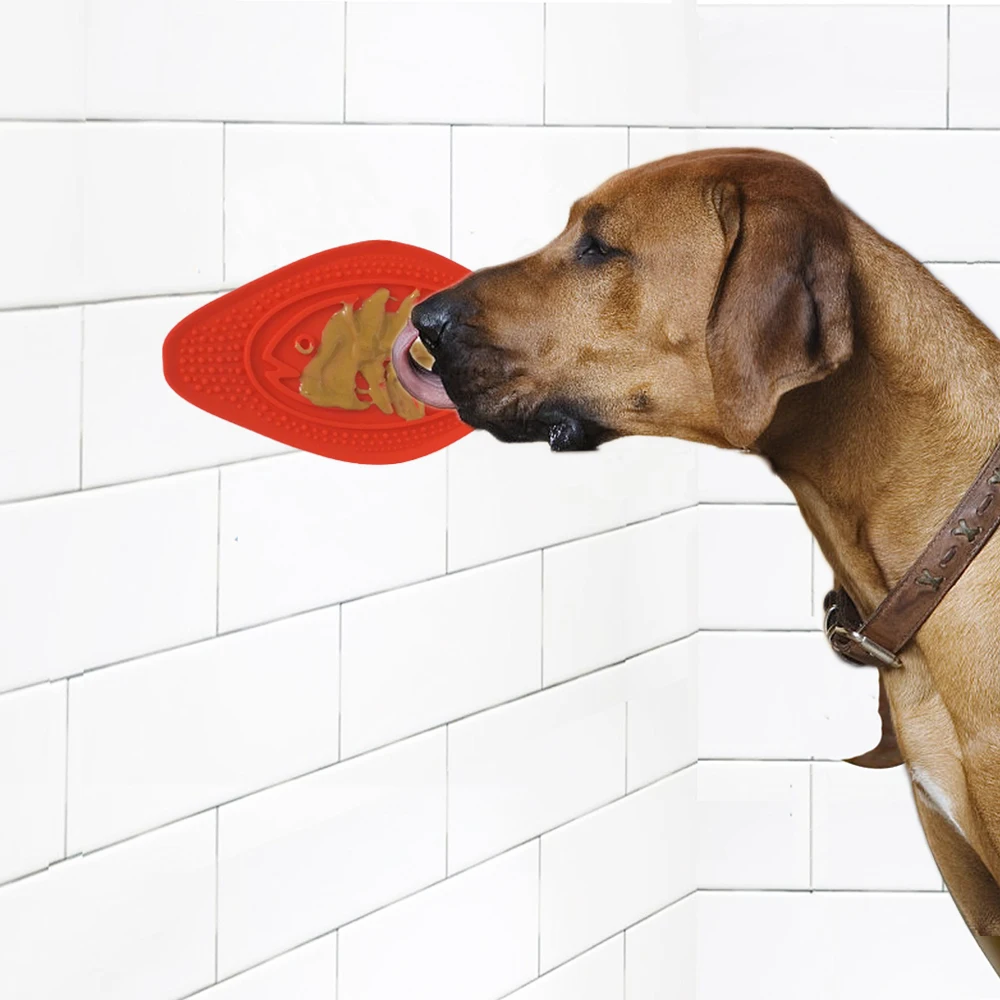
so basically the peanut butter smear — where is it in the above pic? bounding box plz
[299,288,435,419]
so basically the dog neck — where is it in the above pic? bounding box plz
[758,210,1000,617]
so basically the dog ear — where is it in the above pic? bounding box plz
[706,177,854,449]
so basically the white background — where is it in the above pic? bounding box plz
[2,1,1000,998]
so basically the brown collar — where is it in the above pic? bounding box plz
[824,438,1000,669]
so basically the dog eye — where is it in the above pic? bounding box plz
[576,233,620,263]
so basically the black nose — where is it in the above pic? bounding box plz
[411,290,466,354]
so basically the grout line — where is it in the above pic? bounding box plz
[62,679,70,859]
[626,126,632,168]
[539,550,546,687]
[337,604,343,763]
[444,726,451,877]
[9,118,1000,131]
[448,124,454,261]
[541,3,547,126]
[221,125,227,284]
[215,467,222,635]
[214,808,220,982]
[335,932,340,1000]
[77,309,85,489]
[809,762,814,889]
[342,2,348,123]
[537,837,542,976]
[624,701,630,793]
[946,6,952,129]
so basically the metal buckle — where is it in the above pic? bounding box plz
[825,611,903,669]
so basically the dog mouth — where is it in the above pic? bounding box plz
[391,321,611,452]
[391,320,456,410]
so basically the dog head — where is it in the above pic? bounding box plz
[407,148,854,452]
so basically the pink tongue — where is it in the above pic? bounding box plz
[391,320,456,410]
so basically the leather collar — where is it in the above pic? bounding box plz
[824,438,1000,669]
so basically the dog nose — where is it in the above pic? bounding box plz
[411,291,465,354]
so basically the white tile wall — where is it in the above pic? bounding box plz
[540,768,696,972]
[83,123,224,300]
[698,504,814,630]
[346,3,543,125]
[448,431,696,570]
[811,762,941,891]
[507,936,624,1000]
[0,0,85,119]
[66,606,340,853]
[0,124,85,308]
[950,6,1000,129]
[2,5,989,998]
[0,813,216,1000]
[86,0,345,123]
[218,450,446,632]
[451,125,628,269]
[0,682,67,884]
[447,660,626,873]
[0,471,218,693]
[625,897,696,1000]
[543,509,697,686]
[340,552,541,757]
[193,935,337,1000]
[224,124,451,286]
[217,730,446,977]
[697,761,810,890]
[0,307,82,502]
[82,294,286,487]
[337,842,539,1000]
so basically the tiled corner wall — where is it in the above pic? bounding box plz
[2,3,1000,999]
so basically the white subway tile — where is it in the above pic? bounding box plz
[698,505,814,629]
[811,762,939,891]
[699,891,1000,999]
[0,307,81,502]
[452,126,628,270]
[0,0,84,119]
[508,937,624,1000]
[346,3,543,124]
[540,769,696,972]
[224,124,450,286]
[950,7,1000,129]
[697,761,810,890]
[624,639,697,793]
[83,123,223,300]
[0,682,66,885]
[630,128,1000,264]
[341,553,540,757]
[0,813,215,1000]
[447,431,696,571]
[696,891,817,1000]
[928,263,1000,337]
[195,934,336,1000]
[625,897,696,1000]
[218,450,445,632]
[82,294,286,487]
[697,446,793,504]
[217,730,446,977]
[67,607,339,853]
[694,6,945,128]
[813,892,1000,1000]
[699,631,860,761]
[545,4,694,126]
[544,510,697,686]
[447,665,625,873]
[0,124,84,308]
[338,842,539,1000]
[86,0,344,122]
[0,471,218,694]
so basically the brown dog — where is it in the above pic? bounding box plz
[407,148,1000,974]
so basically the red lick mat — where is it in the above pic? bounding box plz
[162,240,473,464]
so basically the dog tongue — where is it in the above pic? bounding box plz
[391,320,456,410]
